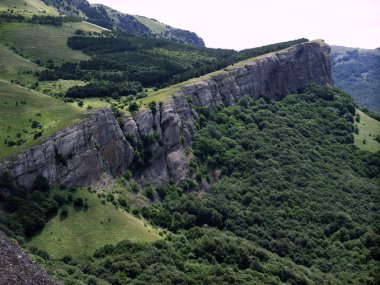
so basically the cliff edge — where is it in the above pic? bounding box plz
[0,40,333,189]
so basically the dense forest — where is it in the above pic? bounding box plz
[1,85,378,284]
[331,46,380,113]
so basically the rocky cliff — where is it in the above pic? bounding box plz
[0,231,59,285]
[0,40,332,189]
[0,108,133,189]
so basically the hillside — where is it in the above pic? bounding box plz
[0,0,59,16]
[28,188,162,259]
[3,84,378,285]
[0,2,379,284]
[331,45,380,113]
[354,109,380,152]
[41,0,205,46]
[0,80,86,159]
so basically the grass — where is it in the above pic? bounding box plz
[0,43,41,86]
[0,21,96,65]
[134,15,167,34]
[0,80,87,160]
[69,21,108,33]
[67,97,119,110]
[37,79,86,97]
[28,188,162,259]
[137,69,229,108]
[354,109,380,152]
[0,0,59,17]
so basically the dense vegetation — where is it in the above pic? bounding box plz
[40,36,307,98]
[331,46,380,113]
[2,85,377,284]
[0,12,81,26]
[137,85,380,284]
[65,81,143,99]
[0,173,57,237]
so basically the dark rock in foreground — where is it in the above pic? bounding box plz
[0,231,59,285]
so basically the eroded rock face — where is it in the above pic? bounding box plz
[0,231,59,285]
[179,40,333,107]
[0,108,133,189]
[0,41,332,188]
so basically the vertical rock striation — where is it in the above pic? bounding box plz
[0,108,133,189]
[0,40,332,189]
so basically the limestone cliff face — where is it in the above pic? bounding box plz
[121,40,333,185]
[0,40,332,189]
[179,40,332,106]
[0,108,133,189]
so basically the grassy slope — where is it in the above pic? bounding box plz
[0,44,41,86]
[0,80,86,159]
[0,0,59,16]
[37,79,86,97]
[0,18,107,159]
[134,15,167,34]
[355,109,380,152]
[0,21,105,65]
[28,188,162,259]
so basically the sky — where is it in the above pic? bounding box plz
[88,0,380,50]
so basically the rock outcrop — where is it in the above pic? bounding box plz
[0,231,59,285]
[179,40,332,106]
[0,40,333,189]
[0,108,133,189]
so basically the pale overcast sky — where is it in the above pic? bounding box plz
[88,0,380,50]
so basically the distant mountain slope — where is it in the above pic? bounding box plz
[42,0,205,46]
[0,0,59,16]
[331,46,380,113]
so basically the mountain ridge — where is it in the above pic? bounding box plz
[0,40,333,190]
[41,0,206,46]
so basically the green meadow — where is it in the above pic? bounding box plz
[0,80,86,160]
[0,0,59,16]
[354,109,380,152]
[0,21,105,65]
[28,188,162,259]
[0,44,41,86]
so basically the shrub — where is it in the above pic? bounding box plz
[73,197,84,208]
[31,120,41,129]
[53,193,67,206]
[123,170,132,180]
[60,207,68,220]
[128,102,139,113]
[32,175,49,192]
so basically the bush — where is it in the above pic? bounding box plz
[73,197,84,208]
[31,120,41,129]
[60,207,69,220]
[53,193,67,206]
[128,102,139,113]
[32,175,49,192]
[62,255,72,264]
